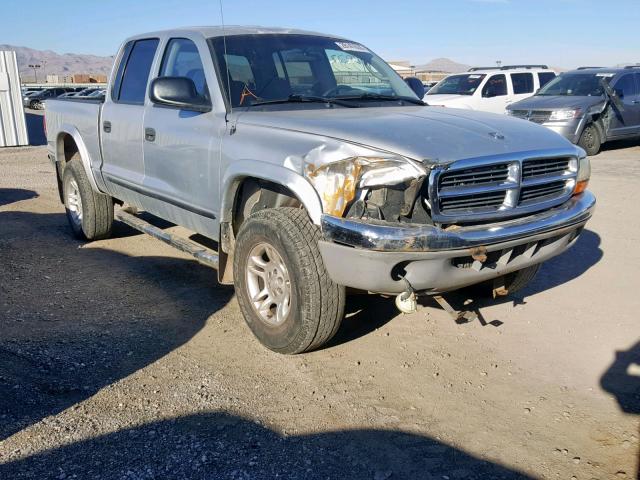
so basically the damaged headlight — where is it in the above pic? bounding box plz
[304,156,426,217]
[574,153,591,195]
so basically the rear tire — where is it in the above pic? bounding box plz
[62,159,114,241]
[233,208,345,354]
[578,124,601,156]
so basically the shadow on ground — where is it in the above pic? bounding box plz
[601,341,640,479]
[25,112,46,146]
[0,188,38,206]
[439,229,603,327]
[333,228,604,341]
[0,411,532,479]
[601,137,640,153]
[0,210,233,441]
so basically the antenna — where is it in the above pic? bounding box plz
[219,0,232,117]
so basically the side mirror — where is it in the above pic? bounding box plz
[404,77,425,99]
[150,77,211,112]
[614,88,624,99]
[483,87,496,98]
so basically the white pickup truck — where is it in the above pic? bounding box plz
[45,27,595,354]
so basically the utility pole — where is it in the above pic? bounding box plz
[28,64,41,83]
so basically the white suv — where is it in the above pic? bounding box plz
[424,65,557,114]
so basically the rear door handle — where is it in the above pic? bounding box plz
[145,127,156,142]
[633,100,640,104]
[103,120,111,133]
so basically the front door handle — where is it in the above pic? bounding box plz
[633,100,640,104]
[145,127,156,142]
[103,120,111,133]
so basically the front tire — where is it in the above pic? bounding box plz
[578,124,601,156]
[233,208,345,354]
[469,264,541,298]
[62,159,114,240]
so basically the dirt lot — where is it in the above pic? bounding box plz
[0,141,639,479]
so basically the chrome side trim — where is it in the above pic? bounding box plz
[321,191,595,252]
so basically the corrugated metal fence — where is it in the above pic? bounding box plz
[0,50,29,147]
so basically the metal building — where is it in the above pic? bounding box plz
[0,50,29,147]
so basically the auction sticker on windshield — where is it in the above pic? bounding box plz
[335,41,369,53]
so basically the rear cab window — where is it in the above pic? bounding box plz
[511,73,534,95]
[112,38,159,105]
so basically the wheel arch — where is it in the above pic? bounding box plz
[54,126,101,194]
[217,160,324,285]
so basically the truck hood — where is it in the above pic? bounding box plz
[235,106,576,164]
[509,95,605,111]
[424,94,471,106]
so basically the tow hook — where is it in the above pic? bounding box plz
[394,277,479,323]
[395,278,418,314]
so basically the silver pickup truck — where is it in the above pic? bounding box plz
[46,27,595,354]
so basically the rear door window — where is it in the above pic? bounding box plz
[538,71,556,88]
[482,74,507,97]
[115,38,159,105]
[511,73,534,94]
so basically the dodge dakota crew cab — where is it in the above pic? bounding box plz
[46,27,595,354]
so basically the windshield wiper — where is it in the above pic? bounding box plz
[250,94,358,108]
[336,93,426,106]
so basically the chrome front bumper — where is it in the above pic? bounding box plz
[318,192,595,294]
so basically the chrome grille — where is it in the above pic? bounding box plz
[519,181,567,204]
[522,157,571,178]
[428,150,578,223]
[439,163,509,188]
[439,191,506,213]
[509,110,552,124]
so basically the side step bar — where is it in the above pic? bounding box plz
[115,209,219,269]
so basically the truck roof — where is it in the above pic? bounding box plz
[125,25,345,42]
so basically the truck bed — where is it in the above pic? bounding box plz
[46,97,103,177]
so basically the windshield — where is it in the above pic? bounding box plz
[209,34,418,108]
[427,74,486,95]
[537,73,613,96]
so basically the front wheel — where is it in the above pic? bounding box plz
[578,124,601,156]
[469,264,541,298]
[233,208,345,354]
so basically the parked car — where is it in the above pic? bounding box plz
[425,65,557,114]
[507,66,640,155]
[75,88,103,97]
[24,88,72,109]
[45,27,594,354]
[22,89,44,103]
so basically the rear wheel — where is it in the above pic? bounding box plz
[578,124,601,156]
[62,159,114,240]
[233,208,345,354]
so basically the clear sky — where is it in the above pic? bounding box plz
[1,0,638,68]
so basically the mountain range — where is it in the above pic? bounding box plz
[0,44,477,81]
[0,44,114,82]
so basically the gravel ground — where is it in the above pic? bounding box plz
[0,139,639,479]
